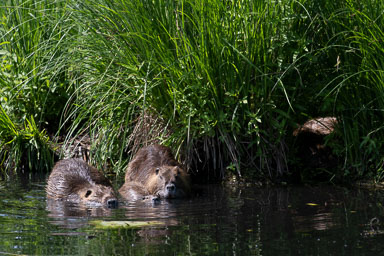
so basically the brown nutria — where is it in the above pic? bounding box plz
[293,117,337,155]
[46,158,118,208]
[293,117,337,137]
[119,144,191,201]
[293,117,338,181]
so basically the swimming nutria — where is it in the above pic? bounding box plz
[119,145,191,201]
[46,158,118,208]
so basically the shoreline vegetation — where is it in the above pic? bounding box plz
[1,0,384,185]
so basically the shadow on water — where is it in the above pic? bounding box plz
[1,178,384,255]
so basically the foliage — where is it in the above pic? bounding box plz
[1,0,384,183]
[65,0,309,179]
[0,105,53,174]
[317,0,384,180]
[0,0,77,172]
[0,0,75,131]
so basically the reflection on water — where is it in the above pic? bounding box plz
[46,199,115,230]
[1,179,384,255]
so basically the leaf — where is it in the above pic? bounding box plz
[90,220,165,229]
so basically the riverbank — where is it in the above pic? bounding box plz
[1,0,384,183]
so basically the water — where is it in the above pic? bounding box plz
[1,178,384,256]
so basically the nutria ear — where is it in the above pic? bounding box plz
[85,190,92,198]
[155,168,160,175]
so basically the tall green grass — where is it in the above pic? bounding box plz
[330,1,384,180]
[64,0,312,178]
[1,0,384,183]
[0,0,77,172]
[0,0,76,130]
[284,0,384,181]
[0,105,53,174]
[65,0,384,181]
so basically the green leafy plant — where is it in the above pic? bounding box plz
[64,0,311,179]
[0,105,54,174]
[1,0,384,183]
[0,0,76,132]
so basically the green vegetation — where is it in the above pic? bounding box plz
[0,0,74,174]
[1,0,384,183]
[0,105,53,173]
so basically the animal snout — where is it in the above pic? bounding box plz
[166,183,176,192]
[107,198,118,208]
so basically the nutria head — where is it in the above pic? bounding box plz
[68,184,118,208]
[146,166,191,199]
[47,159,118,208]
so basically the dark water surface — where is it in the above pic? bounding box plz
[0,179,384,256]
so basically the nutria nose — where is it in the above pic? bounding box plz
[107,199,118,208]
[166,184,176,192]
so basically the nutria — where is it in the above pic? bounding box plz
[119,145,191,201]
[293,117,337,155]
[293,117,338,180]
[293,117,337,137]
[46,158,118,208]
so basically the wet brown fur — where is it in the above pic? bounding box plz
[119,145,191,200]
[292,117,339,180]
[46,158,117,207]
[293,117,337,136]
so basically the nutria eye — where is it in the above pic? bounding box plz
[85,190,92,198]
[155,168,160,175]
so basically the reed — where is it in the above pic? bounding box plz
[2,0,384,183]
[65,0,308,178]
[0,0,76,172]
[0,105,53,174]
[330,1,384,180]
[0,0,76,130]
